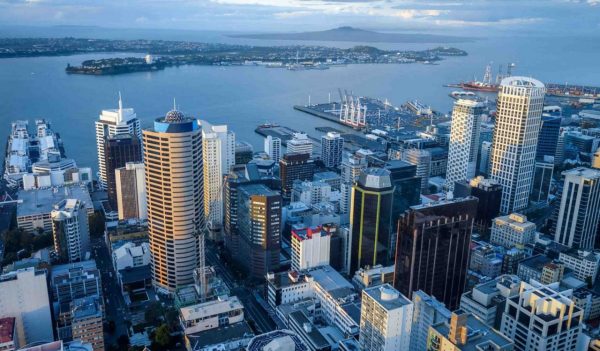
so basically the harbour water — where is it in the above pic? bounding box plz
[1,31,600,170]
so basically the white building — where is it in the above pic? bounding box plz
[115,162,147,221]
[360,284,413,351]
[555,167,600,249]
[112,242,151,272]
[264,135,282,162]
[179,296,244,335]
[500,280,582,351]
[445,99,485,192]
[291,226,331,271]
[410,290,451,351]
[291,180,339,206]
[22,166,92,191]
[321,132,344,168]
[287,132,313,156]
[95,95,141,189]
[490,213,536,249]
[489,77,546,214]
[558,249,600,283]
[0,268,54,347]
[402,148,431,193]
[51,199,90,263]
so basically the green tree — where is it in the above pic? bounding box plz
[153,324,171,349]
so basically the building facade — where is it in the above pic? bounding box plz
[410,290,451,351]
[490,213,536,249]
[51,199,91,263]
[291,226,331,271]
[321,132,344,168]
[280,153,314,199]
[115,162,146,220]
[104,134,142,209]
[264,135,282,162]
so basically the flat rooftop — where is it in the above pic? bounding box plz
[186,321,253,349]
[432,313,513,351]
[364,284,412,311]
[180,296,243,321]
[17,184,93,217]
[0,317,15,344]
[288,311,329,348]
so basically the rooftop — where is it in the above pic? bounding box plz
[239,183,280,197]
[364,284,412,311]
[180,296,243,321]
[518,254,553,272]
[432,313,513,351]
[186,322,253,350]
[19,341,64,351]
[501,76,544,89]
[358,168,392,189]
[0,317,15,344]
[17,184,92,217]
[494,213,536,231]
[288,311,329,348]
[247,330,308,351]
[71,296,102,319]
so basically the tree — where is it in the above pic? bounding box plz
[88,211,106,237]
[153,324,171,349]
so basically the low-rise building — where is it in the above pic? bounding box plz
[490,213,536,249]
[517,254,564,284]
[287,311,331,351]
[185,321,254,351]
[351,264,394,291]
[246,330,308,351]
[558,249,600,283]
[180,296,244,335]
[70,296,104,351]
[470,243,503,279]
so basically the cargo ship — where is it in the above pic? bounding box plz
[446,62,515,92]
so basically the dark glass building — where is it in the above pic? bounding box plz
[454,176,502,236]
[394,196,478,310]
[349,168,394,276]
[536,116,561,161]
[104,134,142,209]
[279,152,314,199]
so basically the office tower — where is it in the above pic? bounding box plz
[478,141,492,176]
[234,141,253,165]
[291,226,330,271]
[51,199,90,263]
[70,297,104,351]
[115,162,146,220]
[500,281,582,351]
[445,99,485,192]
[287,132,313,155]
[143,109,203,293]
[104,134,142,209]
[0,268,53,346]
[238,184,282,279]
[321,132,344,168]
[264,135,281,162]
[428,310,513,351]
[360,284,413,351]
[279,153,314,199]
[530,159,554,203]
[454,176,502,235]
[489,77,546,214]
[95,95,141,189]
[402,148,431,193]
[394,197,478,310]
[340,153,368,214]
[410,290,451,351]
[555,167,600,249]
[349,168,394,276]
[384,160,421,218]
[490,213,536,249]
[536,115,561,160]
[202,122,235,229]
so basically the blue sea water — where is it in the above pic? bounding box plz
[1,29,599,171]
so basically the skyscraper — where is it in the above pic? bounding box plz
[95,95,141,190]
[143,109,203,293]
[279,153,314,199]
[115,162,146,220]
[321,132,344,168]
[340,153,368,214]
[445,99,484,192]
[287,132,313,155]
[394,197,478,310]
[349,168,394,276]
[489,77,546,214]
[530,159,554,203]
[51,199,90,263]
[104,134,142,209]
[454,176,502,236]
[402,148,431,193]
[554,167,600,249]
[264,135,281,162]
[536,115,561,160]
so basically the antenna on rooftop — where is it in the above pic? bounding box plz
[173,98,177,110]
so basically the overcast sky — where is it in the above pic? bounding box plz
[0,0,598,35]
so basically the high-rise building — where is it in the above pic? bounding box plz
[238,184,282,279]
[394,197,478,310]
[445,99,485,192]
[360,284,413,351]
[51,199,90,263]
[478,141,492,176]
[349,168,394,276]
[104,134,142,209]
[410,290,451,351]
[454,176,502,235]
[402,148,431,193]
[321,132,344,168]
[500,281,582,351]
[383,160,421,223]
[536,115,561,161]
[490,213,536,249]
[264,135,281,162]
[201,122,235,229]
[280,153,314,199]
[70,296,104,351]
[143,109,203,293]
[530,159,554,203]
[291,226,330,271]
[115,162,146,220]
[0,268,53,347]
[287,132,313,156]
[234,141,253,165]
[489,77,546,214]
[340,153,368,214]
[95,95,141,190]
[554,167,600,249]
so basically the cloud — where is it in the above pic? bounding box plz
[434,17,546,27]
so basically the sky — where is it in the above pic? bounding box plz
[0,0,598,36]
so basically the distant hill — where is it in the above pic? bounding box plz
[230,26,473,44]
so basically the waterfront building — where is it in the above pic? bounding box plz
[280,153,315,199]
[410,290,451,351]
[359,284,413,351]
[238,184,282,279]
[554,167,600,249]
[22,165,92,191]
[537,115,561,160]
[349,168,394,276]
[500,281,582,351]
[95,96,141,190]
[490,213,536,249]
[394,197,478,310]
[115,162,146,220]
[291,226,331,271]
[104,134,142,210]
[287,132,313,156]
[531,159,554,203]
[445,99,485,192]
[143,109,204,293]
[321,132,344,168]
[0,268,53,347]
[51,199,90,263]
[454,176,502,235]
[428,310,514,351]
[489,77,546,214]
[264,135,282,163]
[402,148,430,193]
